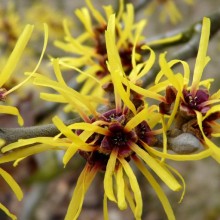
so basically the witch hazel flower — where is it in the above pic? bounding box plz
[54,0,150,97]
[153,17,220,163]
[52,14,182,220]
[0,23,48,219]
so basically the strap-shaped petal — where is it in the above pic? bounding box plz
[86,0,106,24]
[117,4,134,48]
[191,17,211,94]
[0,105,23,126]
[65,164,98,220]
[0,203,17,220]
[0,168,23,201]
[159,53,182,93]
[115,164,127,210]
[125,107,148,131]
[105,14,136,114]
[133,157,175,220]
[119,158,142,220]
[75,8,94,36]
[131,143,181,191]
[2,137,69,153]
[68,122,109,136]
[203,104,220,120]
[103,194,109,220]
[0,25,33,87]
[144,143,211,161]
[0,144,66,164]
[5,24,48,96]
[196,111,220,163]
[104,148,118,202]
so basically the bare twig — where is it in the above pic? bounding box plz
[142,10,220,87]
[0,118,81,146]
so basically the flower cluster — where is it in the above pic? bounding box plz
[0,1,220,220]
[0,13,184,220]
[152,17,220,163]
[54,0,149,98]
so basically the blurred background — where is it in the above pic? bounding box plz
[1,0,220,219]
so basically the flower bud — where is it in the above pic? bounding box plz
[168,133,203,154]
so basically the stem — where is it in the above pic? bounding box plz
[0,118,81,146]
[142,10,220,87]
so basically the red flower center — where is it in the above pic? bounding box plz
[78,108,155,170]
[181,89,210,115]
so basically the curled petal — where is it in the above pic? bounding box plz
[119,158,142,220]
[131,143,181,191]
[65,164,98,220]
[0,168,23,201]
[0,105,23,126]
[196,111,220,163]
[133,156,175,220]
[0,203,17,220]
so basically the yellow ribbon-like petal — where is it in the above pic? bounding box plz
[133,157,175,220]
[159,53,182,93]
[105,14,136,114]
[103,193,109,220]
[86,0,106,25]
[115,164,127,210]
[145,144,211,161]
[196,111,220,163]
[65,163,98,220]
[0,25,33,87]
[68,122,109,136]
[131,143,181,191]
[125,107,148,131]
[0,105,23,126]
[104,148,118,202]
[191,17,211,94]
[0,144,66,164]
[0,203,17,220]
[5,24,48,96]
[75,8,94,36]
[0,168,23,201]
[119,158,142,220]
[2,137,69,153]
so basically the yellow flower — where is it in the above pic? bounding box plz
[1,14,184,220]
[151,17,220,163]
[0,3,50,104]
[145,0,194,24]
[0,25,34,125]
[0,23,48,219]
[0,23,48,125]
[0,2,22,50]
[0,22,30,214]
[32,7,161,114]
[54,0,148,97]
